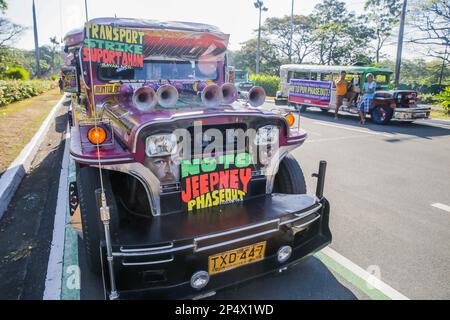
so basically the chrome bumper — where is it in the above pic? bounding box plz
[393,107,431,121]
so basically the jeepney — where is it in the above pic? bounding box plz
[62,18,331,300]
[228,68,254,98]
[275,64,431,125]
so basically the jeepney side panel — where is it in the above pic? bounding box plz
[287,78,334,109]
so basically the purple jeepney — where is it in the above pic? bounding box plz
[62,17,331,299]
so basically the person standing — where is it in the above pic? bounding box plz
[58,77,64,94]
[334,71,349,119]
[358,73,377,125]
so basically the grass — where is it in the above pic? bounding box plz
[430,109,450,121]
[0,89,62,175]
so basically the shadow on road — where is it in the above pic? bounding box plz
[211,256,360,300]
[290,107,450,141]
[78,253,361,300]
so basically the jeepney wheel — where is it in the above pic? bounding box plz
[320,108,329,112]
[273,154,307,194]
[76,165,118,274]
[371,105,393,125]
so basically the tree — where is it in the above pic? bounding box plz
[231,38,282,75]
[0,18,26,47]
[378,58,450,86]
[408,0,450,64]
[0,0,7,13]
[0,47,26,75]
[50,36,60,71]
[364,0,402,63]
[311,0,374,65]
[0,1,26,48]
[261,15,318,64]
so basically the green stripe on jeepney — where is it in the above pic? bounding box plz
[314,251,390,300]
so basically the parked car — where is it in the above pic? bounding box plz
[275,64,430,124]
[62,18,331,299]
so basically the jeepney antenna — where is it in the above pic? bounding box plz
[83,0,119,300]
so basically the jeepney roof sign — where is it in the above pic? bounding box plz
[72,18,229,65]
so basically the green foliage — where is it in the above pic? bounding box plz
[364,0,402,63]
[0,0,8,12]
[3,67,29,80]
[311,0,375,65]
[261,15,317,64]
[231,38,284,75]
[377,58,450,89]
[418,93,436,104]
[0,47,26,74]
[0,80,55,106]
[435,87,450,113]
[249,74,280,96]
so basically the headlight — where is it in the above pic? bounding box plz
[146,134,178,157]
[255,125,279,145]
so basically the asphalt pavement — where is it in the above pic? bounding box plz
[1,101,449,300]
[291,107,450,300]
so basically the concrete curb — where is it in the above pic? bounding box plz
[0,95,66,220]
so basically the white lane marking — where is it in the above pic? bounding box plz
[321,247,409,300]
[431,203,450,213]
[43,124,69,300]
[303,130,323,137]
[306,135,374,143]
[313,122,392,137]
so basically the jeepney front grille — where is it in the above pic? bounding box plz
[187,123,248,156]
[397,92,417,108]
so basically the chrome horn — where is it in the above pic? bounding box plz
[132,86,157,112]
[157,84,179,108]
[247,86,266,107]
[221,82,238,104]
[201,84,223,108]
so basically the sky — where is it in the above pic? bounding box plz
[4,0,420,59]
[5,0,367,50]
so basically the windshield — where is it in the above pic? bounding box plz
[98,60,218,81]
[373,73,390,85]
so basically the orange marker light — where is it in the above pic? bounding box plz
[285,113,295,127]
[87,127,107,145]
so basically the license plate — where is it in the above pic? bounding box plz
[414,112,426,118]
[208,241,266,275]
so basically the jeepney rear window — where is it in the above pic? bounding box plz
[98,60,218,81]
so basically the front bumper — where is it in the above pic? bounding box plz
[103,195,331,299]
[393,106,431,121]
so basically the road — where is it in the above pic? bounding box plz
[0,99,449,300]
